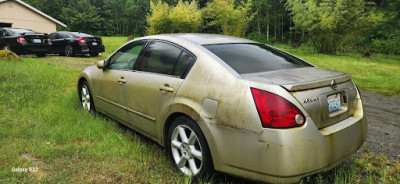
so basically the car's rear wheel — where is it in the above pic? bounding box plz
[90,52,99,57]
[167,116,213,178]
[65,44,74,57]
[79,80,95,113]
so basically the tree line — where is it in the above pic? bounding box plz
[23,0,399,55]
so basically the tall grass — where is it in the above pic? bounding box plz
[0,59,183,183]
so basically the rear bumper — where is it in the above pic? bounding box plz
[77,44,105,54]
[199,99,367,184]
[12,44,50,54]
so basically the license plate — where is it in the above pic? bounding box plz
[32,39,42,43]
[92,42,98,45]
[327,93,341,112]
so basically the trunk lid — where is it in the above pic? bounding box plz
[23,35,50,45]
[243,67,359,129]
[85,37,103,49]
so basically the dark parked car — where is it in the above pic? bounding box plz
[0,27,51,57]
[49,32,105,57]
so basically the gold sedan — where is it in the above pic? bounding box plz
[78,34,367,183]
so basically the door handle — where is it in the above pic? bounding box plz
[160,85,174,93]
[118,78,127,84]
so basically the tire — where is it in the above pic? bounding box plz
[2,44,10,51]
[79,80,95,113]
[167,116,213,178]
[35,52,46,57]
[90,52,99,57]
[64,44,74,57]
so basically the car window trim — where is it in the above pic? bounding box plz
[135,39,196,79]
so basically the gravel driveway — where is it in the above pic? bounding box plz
[361,90,400,158]
[43,57,400,158]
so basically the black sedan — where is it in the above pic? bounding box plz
[0,27,51,57]
[49,32,105,57]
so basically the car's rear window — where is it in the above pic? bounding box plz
[204,43,311,74]
[68,32,93,37]
[8,28,36,35]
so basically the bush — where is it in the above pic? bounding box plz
[371,37,400,55]
[0,50,21,61]
[246,32,268,43]
[204,0,254,37]
[146,0,202,35]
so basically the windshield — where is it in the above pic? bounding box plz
[205,43,312,74]
[8,28,36,35]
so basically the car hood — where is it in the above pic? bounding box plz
[241,67,351,91]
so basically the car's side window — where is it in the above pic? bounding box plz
[108,41,146,70]
[50,34,58,39]
[172,51,194,77]
[138,41,183,76]
[60,34,69,38]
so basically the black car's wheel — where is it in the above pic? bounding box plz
[2,44,10,51]
[79,80,95,113]
[90,52,99,57]
[167,116,213,178]
[35,52,46,57]
[65,44,74,57]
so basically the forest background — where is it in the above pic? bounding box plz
[23,0,400,55]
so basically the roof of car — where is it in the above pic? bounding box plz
[142,33,258,45]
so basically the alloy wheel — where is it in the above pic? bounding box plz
[170,125,203,176]
[65,45,73,56]
[81,84,91,112]
[3,45,10,50]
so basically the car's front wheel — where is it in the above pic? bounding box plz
[65,44,74,57]
[167,116,213,178]
[79,80,95,113]
[2,44,10,51]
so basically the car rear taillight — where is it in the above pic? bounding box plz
[48,38,52,45]
[77,38,87,44]
[251,88,305,128]
[17,36,26,43]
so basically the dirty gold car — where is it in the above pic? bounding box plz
[78,34,367,183]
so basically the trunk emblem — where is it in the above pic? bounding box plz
[303,97,319,104]
[331,80,337,90]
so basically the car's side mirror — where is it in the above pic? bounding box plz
[97,60,105,69]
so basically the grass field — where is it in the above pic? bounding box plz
[0,37,399,183]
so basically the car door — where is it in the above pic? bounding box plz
[95,40,147,123]
[0,28,5,48]
[125,40,195,137]
[50,33,66,53]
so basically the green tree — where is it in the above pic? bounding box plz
[146,0,202,35]
[146,0,171,35]
[169,0,202,33]
[286,0,381,54]
[204,0,255,37]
